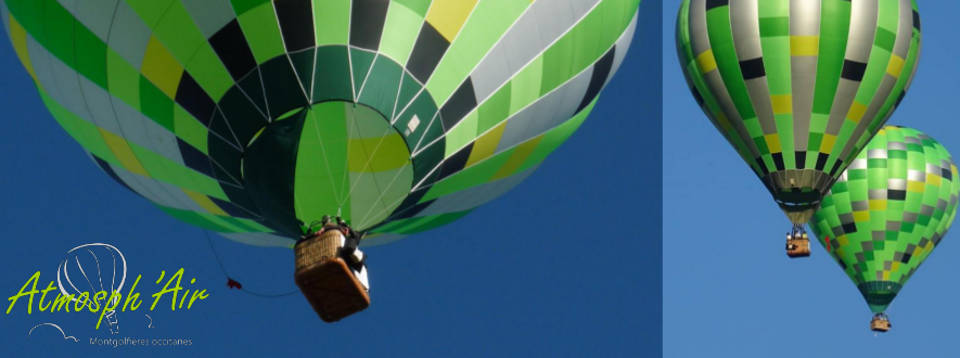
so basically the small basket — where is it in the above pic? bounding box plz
[786,238,811,258]
[870,317,891,332]
[294,230,370,322]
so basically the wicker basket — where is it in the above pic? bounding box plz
[294,230,370,322]
[294,229,343,272]
[870,317,891,332]
[786,238,811,258]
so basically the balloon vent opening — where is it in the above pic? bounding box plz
[294,230,370,322]
[767,169,833,224]
[242,101,415,236]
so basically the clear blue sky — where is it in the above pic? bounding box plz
[664,1,960,357]
[0,1,661,357]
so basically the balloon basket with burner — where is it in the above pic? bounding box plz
[870,314,891,333]
[294,229,370,322]
[785,229,811,258]
[786,237,810,258]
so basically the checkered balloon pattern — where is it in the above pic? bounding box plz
[810,126,960,313]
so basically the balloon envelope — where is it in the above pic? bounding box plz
[676,0,922,224]
[810,126,959,313]
[1,0,641,247]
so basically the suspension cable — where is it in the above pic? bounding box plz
[201,230,298,298]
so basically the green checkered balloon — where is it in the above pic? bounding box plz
[1,0,640,247]
[810,126,960,314]
[676,0,922,225]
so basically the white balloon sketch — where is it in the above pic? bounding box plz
[56,243,127,334]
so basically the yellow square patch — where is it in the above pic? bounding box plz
[846,101,868,123]
[907,180,925,192]
[696,50,718,74]
[771,95,792,114]
[764,134,781,154]
[492,136,541,180]
[7,15,36,82]
[819,134,837,153]
[141,36,184,99]
[886,55,905,77]
[465,121,506,168]
[99,129,148,176]
[183,189,228,216]
[853,211,869,222]
[425,0,479,42]
[790,36,819,56]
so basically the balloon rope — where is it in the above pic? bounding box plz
[306,106,348,210]
[346,121,396,227]
[202,231,298,298]
[336,104,395,211]
[357,161,416,227]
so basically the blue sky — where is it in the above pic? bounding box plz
[0,1,661,357]
[664,1,960,357]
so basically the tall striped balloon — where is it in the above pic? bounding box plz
[676,0,922,225]
[1,0,641,247]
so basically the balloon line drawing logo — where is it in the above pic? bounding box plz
[57,243,127,335]
[6,241,212,337]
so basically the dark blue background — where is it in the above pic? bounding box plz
[0,1,661,356]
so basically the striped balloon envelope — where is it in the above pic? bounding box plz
[676,0,922,229]
[1,0,641,247]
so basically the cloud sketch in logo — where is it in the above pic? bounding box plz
[28,323,78,342]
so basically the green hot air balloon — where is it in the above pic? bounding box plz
[1,0,640,320]
[810,126,960,332]
[676,0,923,252]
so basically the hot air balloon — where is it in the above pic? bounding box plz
[676,0,923,256]
[1,0,641,320]
[810,126,959,332]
